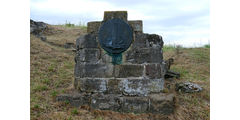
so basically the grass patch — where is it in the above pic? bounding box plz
[58,20,87,30]
[162,45,176,52]
[71,108,78,115]
[50,90,58,97]
[33,85,49,92]
[41,78,50,85]
[190,48,210,63]
[171,66,189,77]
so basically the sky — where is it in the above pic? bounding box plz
[30,0,209,47]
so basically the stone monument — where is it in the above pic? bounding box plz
[57,11,175,114]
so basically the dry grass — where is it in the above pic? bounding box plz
[44,25,87,45]
[30,25,210,120]
[164,46,210,120]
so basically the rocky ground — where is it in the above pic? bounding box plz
[30,21,209,120]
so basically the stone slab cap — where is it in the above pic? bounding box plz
[87,21,101,34]
[128,20,143,32]
[103,11,128,22]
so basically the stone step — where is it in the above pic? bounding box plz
[74,78,164,96]
[56,93,175,115]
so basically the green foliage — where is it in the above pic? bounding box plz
[171,66,189,78]
[48,64,55,72]
[61,89,65,93]
[65,20,75,27]
[162,45,176,52]
[71,108,78,115]
[63,20,87,29]
[162,45,183,52]
[64,61,74,69]
[50,90,58,97]
[34,104,40,109]
[204,44,210,48]
[65,100,70,104]
[41,78,50,85]
[33,85,48,92]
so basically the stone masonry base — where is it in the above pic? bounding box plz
[56,92,175,115]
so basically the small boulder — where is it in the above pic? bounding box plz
[175,82,202,93]
[30,19,48,35]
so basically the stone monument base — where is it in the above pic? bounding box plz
[56,92,175,115]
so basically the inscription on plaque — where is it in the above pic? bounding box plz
[98,18,133,54]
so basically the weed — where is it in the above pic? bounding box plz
[65,100,70,104]
[34,104,40,109]
[48,64,56,72]
[64,61,73,69]
[51,90,58,97]
[41,78,50,85]
[61,89,65,93]
[33,85,48,92]
[71,108,78,115]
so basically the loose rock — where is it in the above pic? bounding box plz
[30,19,48,35]
[175,82,202,93]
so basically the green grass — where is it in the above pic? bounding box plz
[32,84,49,92]
[58,20,87,30]
[71,108,78,115]
[162,45,177,52]
[50,90,58,97]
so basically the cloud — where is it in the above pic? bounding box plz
[30,0,209,47]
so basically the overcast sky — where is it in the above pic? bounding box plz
[30,0,209,47]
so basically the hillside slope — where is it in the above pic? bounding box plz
[30,25,209,120]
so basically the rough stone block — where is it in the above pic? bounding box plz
[145,64,162,79]
[56,93,175,114]
[119,79,164,96]
[87,21,101,34]
[91,94,121,111]
[103,11,128,22]
[149,93,175,114]
[114,64,143,78]
[75,78,107,93]
[128,20,143,32]
[146,34,163,48]
[56,93,90,107]
[107,79,121,94]
[121,97,149,113]
[75,49,100,63]
[131,33,163,49]
[131,32,147,48]
[76,34,98,49]
[74,64,113,78]
[126,48,163,64]
[101,50,112,63]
